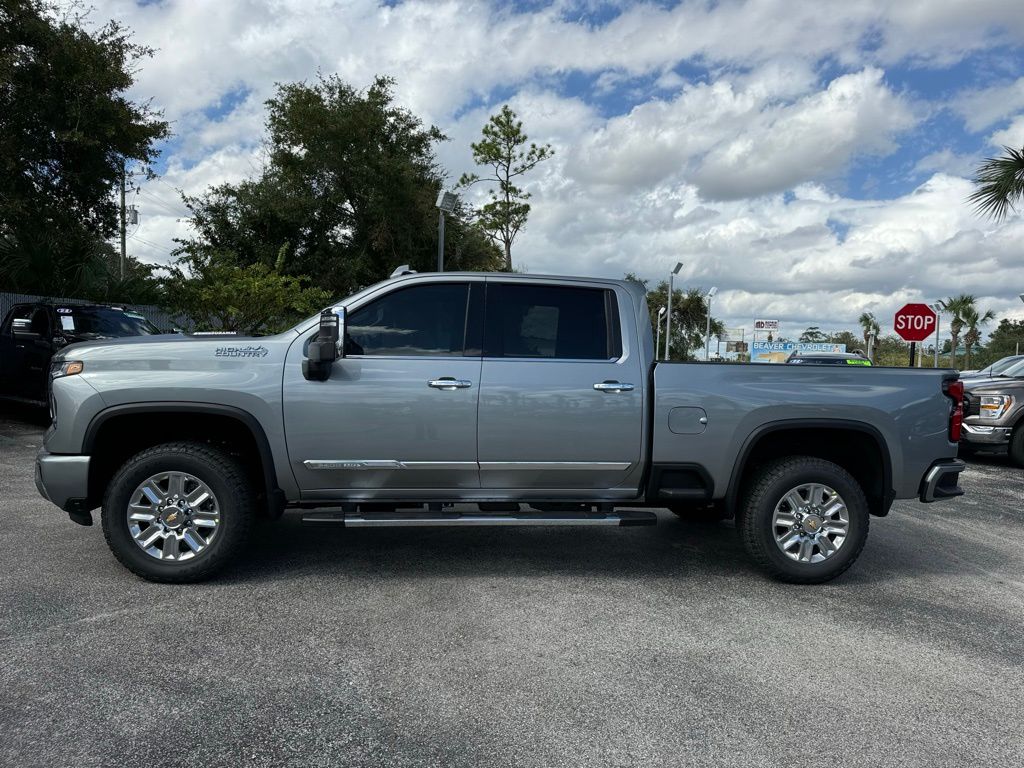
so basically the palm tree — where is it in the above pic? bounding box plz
[858,312,880,361]
[939,294,976,369]
[961,305,996,369]
[968,145,1024,220]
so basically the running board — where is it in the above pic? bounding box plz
[301,510,657,527]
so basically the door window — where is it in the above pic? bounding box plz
[345,283,475,357]
[484,284,619,360]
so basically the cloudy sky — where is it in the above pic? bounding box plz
[96,0,1024,338]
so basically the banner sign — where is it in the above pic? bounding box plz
[751,341,847,364]
[754,319,779,331]
[718,327,745,341]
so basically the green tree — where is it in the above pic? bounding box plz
[162,249,330,335]
[858,312,880,362]
[968,145,1024,220]
[0,0,168,296]
[180,75,501,299]
[961,305,996,369]
[458,105,553,271]
[625,273,721,360]
[800,326,827,343]
[939,294,977,369]
[974,318,1024,366]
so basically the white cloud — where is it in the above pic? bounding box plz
[83,0,1024,336]
[989,115,1024,149]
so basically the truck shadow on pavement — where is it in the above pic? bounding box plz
[218,508,982,588]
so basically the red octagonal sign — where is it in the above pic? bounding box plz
[894,303,937,342]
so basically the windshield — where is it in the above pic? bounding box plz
[986,356,1024,375]
[57,307,161,337]
[997,359,1024,378]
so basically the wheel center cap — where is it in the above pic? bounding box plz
[161,507,186,528]
[802,514,823,534]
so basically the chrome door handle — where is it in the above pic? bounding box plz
[593,381,634,393]
[428,378,473,390]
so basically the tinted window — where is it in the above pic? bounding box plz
[3,306,35,335]
[346,283,472,356]
[57,307,159,337]
[485,284,616,360]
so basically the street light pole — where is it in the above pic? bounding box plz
[655,306,666,360]
[704,286,717,361]
[435,190,458,272]
[930,303,941,368]
[665,262,683,359]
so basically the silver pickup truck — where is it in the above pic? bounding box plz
[36,270,966,584]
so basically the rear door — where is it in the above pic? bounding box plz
[476,281,645,495]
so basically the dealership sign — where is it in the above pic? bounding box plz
[754,319,779,331]
[751,341,847,363]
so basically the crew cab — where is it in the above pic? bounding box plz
[35,271,966,584]
[0,302,161,405]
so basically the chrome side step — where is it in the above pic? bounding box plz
[301,510,657,527]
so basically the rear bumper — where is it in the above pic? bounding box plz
[35,449,91,512]
[918,458,966,503]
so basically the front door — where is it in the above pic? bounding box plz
[476,281,646,495]
[283,280,483,499]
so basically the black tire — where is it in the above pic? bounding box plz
[101,441,255,583]
[1009,426,1024,468]
[737,456,869,584]
[668,502,728,522]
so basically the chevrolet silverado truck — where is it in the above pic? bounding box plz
[35,271,966,584]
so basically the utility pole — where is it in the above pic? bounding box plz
[119,162,127,281]
[665,262,683,359]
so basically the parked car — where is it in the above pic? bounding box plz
[961,358,1024,465]
[785,351,871,365]
[0,303,161,405]
[959,354,1024,380]
[36,270,965,584]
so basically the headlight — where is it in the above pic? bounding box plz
[978,394,1012,419]
[50,360,84,379]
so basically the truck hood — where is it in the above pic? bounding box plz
[55,333,257,358]
[963,376,1024,393]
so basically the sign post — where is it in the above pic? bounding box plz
[894,303,937,367]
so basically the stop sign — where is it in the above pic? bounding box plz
[894,303,937,342]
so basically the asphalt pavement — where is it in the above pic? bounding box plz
[1,407,1022,768]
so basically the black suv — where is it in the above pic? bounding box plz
[0,302,161,404]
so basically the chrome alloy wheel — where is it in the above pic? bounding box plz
[126,471,221,562]
[771,483,850,564]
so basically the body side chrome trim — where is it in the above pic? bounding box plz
[302,460,477,471]
[479,461,632,471]
[303,460,632,471]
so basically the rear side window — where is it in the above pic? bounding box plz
[345,283,474,356]
[484,283,619,360]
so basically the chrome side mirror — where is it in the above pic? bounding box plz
[302,307,344,381]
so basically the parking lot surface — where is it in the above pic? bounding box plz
[1,409,1022,768]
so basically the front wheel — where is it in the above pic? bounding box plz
[101,441,256,583]
[1008,426,1024,467]
[738,456,869,584]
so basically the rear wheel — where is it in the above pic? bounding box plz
[738,456,869,584]
[101,441,255,583]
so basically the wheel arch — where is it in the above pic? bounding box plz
[83,402,284,516]
[725,419,895,517]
